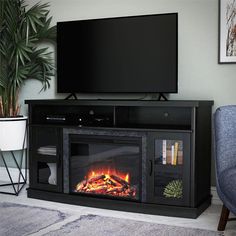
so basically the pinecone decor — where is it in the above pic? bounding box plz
[163,180,183,199]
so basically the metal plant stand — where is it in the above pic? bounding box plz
[0,120,27,196]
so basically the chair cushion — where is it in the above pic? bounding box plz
[219,166,236,205]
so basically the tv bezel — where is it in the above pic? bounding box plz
[56,13,178,94]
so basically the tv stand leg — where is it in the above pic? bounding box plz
[152,93,168,101]
[65,93,78,100]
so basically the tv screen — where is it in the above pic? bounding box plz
[57,13,178,93]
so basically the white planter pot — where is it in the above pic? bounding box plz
[0,117,27,151]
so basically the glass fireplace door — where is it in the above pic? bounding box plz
[69,135,141,201]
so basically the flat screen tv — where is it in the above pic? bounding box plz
[57,13,178,94]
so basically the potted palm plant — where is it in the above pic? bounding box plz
[0,0,56,151]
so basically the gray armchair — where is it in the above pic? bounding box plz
[214,105,236,231]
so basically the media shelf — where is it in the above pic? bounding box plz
[25,99,213,218]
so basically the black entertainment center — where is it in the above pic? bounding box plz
[26,99,213,218]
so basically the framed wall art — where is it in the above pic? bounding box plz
[219,0,236,63]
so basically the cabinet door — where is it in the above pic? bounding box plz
[30,126,62,192]
[147,132,191,206]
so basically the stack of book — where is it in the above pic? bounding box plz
[156,140,183,165]
[37,145,57,156]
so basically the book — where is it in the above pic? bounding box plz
[173,142,179,165]
[166,150,172,164]
[177,150,183,165]
[37,145,57,156]
[162,140,167,164]
[171,145,175,165]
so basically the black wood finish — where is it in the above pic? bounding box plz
[25,99,213,107]
[27,188,211,219]
[25,99,214,218]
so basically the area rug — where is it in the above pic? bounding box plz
[0,202,223,236]
[0,202,68,236]
[45,214,223,236]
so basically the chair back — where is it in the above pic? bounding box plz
[215,105,236,175]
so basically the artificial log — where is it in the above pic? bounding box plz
[106,186,125,193]
[74,173,136,198]
[88,174,105,184]
[110,174,129,187]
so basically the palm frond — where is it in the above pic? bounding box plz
[27,47,55,90]
[0,0,55,117]
[25,2,50,34]
[36,17,57,42]
[0,67,8,88]
[4,0,22,36]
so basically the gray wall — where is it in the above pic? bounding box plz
[18,0,236,185]
[21,0,236,109]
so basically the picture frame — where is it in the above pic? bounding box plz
[219,0,236,63]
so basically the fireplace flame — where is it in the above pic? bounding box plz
[87,169,129,183]
[125,174,129,183]
[74,169,136,198]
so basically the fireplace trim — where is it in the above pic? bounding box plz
[63,128,148,202]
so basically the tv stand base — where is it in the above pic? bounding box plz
[27,188,211,219]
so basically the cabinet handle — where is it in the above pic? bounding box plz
[46,116,66,121]
[149,160,153,176]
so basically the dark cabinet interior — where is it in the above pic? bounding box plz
[148,132,191,207]
[30,126,62,192]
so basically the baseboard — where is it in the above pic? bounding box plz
[211,186,222,205]
[0,167,28,183]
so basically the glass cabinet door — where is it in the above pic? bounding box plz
[30,126,62,192]
[148,132,191,206]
